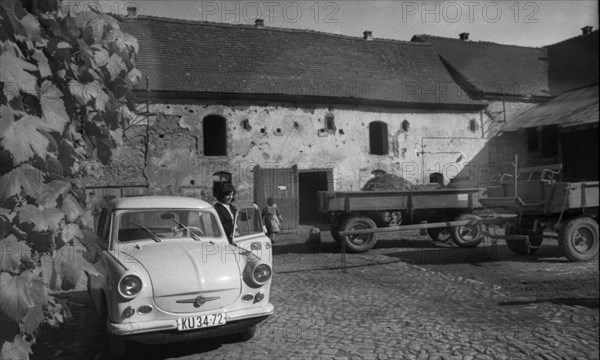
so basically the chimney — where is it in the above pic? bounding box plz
[581,26,593,35]
[126,6,137,17]
[363,31,373,40]
[459,32,469,40]
[255,19,264,28]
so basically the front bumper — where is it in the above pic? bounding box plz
[107,303,274,344]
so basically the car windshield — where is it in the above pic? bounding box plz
[117,210,222,242]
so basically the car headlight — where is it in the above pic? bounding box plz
[118,275,143,298]
[252,264,272,286]
[243,262,272,288]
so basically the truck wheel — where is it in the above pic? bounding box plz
[427,227,451,242]
[340,216,377,253]
[559,217,599,262]
[505,225,543,255]
[450,214,484,248]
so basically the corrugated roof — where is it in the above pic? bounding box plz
[412,35,551,99]
[119,16,481,107]
[502,85,599,131]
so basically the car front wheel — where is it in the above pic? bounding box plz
[109,334,128,358]
[232,325,257,342]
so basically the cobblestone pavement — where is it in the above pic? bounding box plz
[31,230,599,360]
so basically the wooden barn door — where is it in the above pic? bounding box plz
[253,165,299,230]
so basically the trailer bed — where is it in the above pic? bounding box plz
[318,188,483,214]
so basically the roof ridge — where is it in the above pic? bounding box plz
[121,14,431,46]
[415,34,544,50]
[544,29,599,48]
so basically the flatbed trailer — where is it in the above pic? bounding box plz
[317,187,487,252]
[480,159,599,262]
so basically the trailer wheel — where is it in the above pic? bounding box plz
[450,214,484,248]
[505,226,543,255]
[340,216,377,253]
[559,217,599,262]
[330,214,350,243]
[427,227,451,243]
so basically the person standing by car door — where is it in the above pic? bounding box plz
[262,197,283,244]
[214,184,237,243]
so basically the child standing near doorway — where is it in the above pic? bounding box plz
[262,197,283,244]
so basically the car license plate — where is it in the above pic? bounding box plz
[177,313,226,331]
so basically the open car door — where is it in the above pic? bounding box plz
[233,203,272,264]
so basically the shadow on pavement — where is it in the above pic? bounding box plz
[272,241,340,255]
[126,340,222,360]
[31,292,254,360]
[383,244,569,265]
[499,297,600,309]
[372,238,446,249]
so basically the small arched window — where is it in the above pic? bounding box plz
[369,121,388,155]
[213,172,232,198]
[203,115,227,156]
[325,113,336,132]
[371,170,387,178]
[429,172,444,186]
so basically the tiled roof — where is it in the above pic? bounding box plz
[412,35,551,99]
[119,16,481,107]
[502,85,599,131]
[546,30,599,95]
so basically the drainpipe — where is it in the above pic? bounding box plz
[145,76,150,165]
[502,95,507,122]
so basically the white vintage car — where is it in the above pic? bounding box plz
[85,196,274,357]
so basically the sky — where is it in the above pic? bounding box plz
[78,0,599,47]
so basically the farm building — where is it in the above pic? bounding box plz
[85,14,498,228]
[414,28,599,181]
[499,28,598,181]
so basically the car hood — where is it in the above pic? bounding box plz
[133,241,242,313]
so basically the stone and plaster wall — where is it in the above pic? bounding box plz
[78,99,543,202]
[134,101,493,201]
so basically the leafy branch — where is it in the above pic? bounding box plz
[0,1,140,358]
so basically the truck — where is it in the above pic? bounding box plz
[480,161,599,262]
[317,187,486,253]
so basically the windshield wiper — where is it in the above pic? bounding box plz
[170,219,214,244]
[131,221,162,242]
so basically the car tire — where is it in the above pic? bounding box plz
[339,216,377,253]
[505,225,543,255]
[450,214,484,248]
[109,334,128,358]
[559,217,599,262]
[233,325,257,342]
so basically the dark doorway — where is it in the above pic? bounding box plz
[299,170,331,224]
[561,127,598,182]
